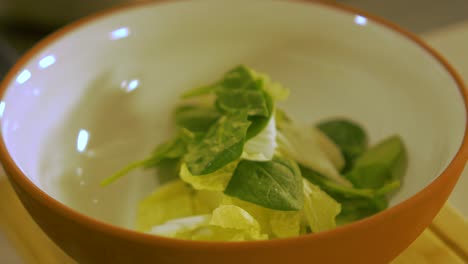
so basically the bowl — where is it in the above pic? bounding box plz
[0,0,467,263]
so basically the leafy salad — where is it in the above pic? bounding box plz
[102,65,407,241]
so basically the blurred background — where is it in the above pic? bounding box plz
[1,0,468,65]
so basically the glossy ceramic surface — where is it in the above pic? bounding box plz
[0,1,467,263]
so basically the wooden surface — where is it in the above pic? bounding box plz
[0,178,467,263]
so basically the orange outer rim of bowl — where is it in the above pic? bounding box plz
[0,0,467,251]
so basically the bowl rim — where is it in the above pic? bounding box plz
[0,0,467,250]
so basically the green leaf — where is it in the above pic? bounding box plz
[136,180,195,232]
[249,69,290,101]
[100,132,191,186]
[242,110,277,161]
[182,65,274,140]
[375,180,400,196]
[336,196,388,226]
[224,156,304,211]
[180,161,238,191]
[275,108,292,128]
[303,180,341,232]
[214,66,274,139]
[219,65,255,89]
[153,159,181,185]
[210,205,267,240]
[174,104,221,132]
[353,135,407,182]
[100,158,154,186]
[185,112,251,175]
[300,165,374,199]
[317,119,368,172]
[269,210,302,238]
[278,122,350,186]
[144,135,188,168]
[302,166,400,225]
[216,80,269,117]
[222,196,301,238]
[345,164,392,189]
[245,91,273,139]
[181,85,217,99]
[149,215,211,238]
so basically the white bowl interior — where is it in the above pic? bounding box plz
[0,0,466,228]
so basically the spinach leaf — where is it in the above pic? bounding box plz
[174,104,221,133]
[185,112,251,175]
[216,79,269,117]
[181,85,217,99]
[143,135,188,168]
[182,65,256,98]
[353,135,407,182]
[154,159,181,185]
[214,67,273,139]
[224,156,304,211]
[245,91,273,139]
[336,196,387,225]
[300,165,374,199]
[301,165,400,225]
[317,119,368,172]
[182,65,274,140]
[100,133,190,186]
[301,165,399,197]
[344,164,392,189]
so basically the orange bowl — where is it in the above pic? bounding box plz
[0,0,467,263]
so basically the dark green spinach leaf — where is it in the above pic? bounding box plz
[143,135,188,169]
[185,112,251,175]
[344,164,392,189]
[317,119,368,172]
[100,132,190,186]
[180,65,274,140]
[301,164,400,225]
[174,104,221,133]
[300,165,374,199]
[353,135,407,182]
[336,196,387,225]
[224,156,304,211]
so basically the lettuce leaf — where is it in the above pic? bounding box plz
[278,122,351,186]
[303,179,341,232]
[249,69,290,101]
[149,215,211,238]
[180,161,238,191]
[210,205,267,240]
[242,111,277,161]
[221,196,301,238]
[136,180,195,232]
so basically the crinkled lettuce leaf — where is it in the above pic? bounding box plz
[150,215,211,238]
[303,179,341,233]
[249,69,290,101]
[242,111,277,161]
[138,180,222,232]
[180,161,238,191]
[278,122,351,186]
[137,180,195,232]
[210,205,267,240]
[222,196,301,238]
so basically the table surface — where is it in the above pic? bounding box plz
[0,21,468,264]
